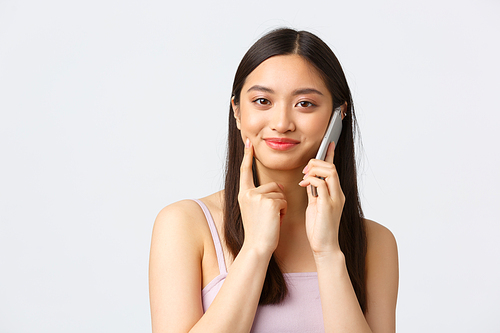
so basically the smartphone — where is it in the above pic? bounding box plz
[311,106,343,197]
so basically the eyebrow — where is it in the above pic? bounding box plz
[292,88,324,96]
[246,85,324,96]
[247,85,275,94]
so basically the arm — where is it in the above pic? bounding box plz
[149,140,286,333]
[149,201,205,333]
[149,201,272,333]
[299,143,399,332]
[313,222,398,333]
[364,220,399,332]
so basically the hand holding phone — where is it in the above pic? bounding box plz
[310,106,343,197]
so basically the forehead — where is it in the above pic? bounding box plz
[242,54,329,95]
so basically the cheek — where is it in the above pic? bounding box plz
[306,115,330,140]
[303,116,331,157]
[239,112,265,138]
[313,121,328,135]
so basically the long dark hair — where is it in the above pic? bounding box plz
[223,28,367,312]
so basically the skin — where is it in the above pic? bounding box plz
[149,55,399,332]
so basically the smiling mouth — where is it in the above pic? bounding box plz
[264,138,300,151]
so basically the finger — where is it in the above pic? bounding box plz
[325,141,335,164]
[240,138,255,190]
[309,161,343,200]
[300,176,330,198]
[303,165,337,181]
[302,166,343,199]
[302,155,334,174]
[301,171,344,202]
[277,198,287,223]
[255,191,287,200]
[305,181,318,203]
[254,182,285,195]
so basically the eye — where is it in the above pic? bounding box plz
[296,101,315,108]
[253,98,271,106]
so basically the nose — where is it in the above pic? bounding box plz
[270,103,295,133]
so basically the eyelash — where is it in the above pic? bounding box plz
[253,98,271,105]
[252,98,316,108]
[296,101,315,108]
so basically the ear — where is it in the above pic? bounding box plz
[232,96,241,130]
[340,102,348,120]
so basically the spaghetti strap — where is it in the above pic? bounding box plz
[192,199,227,275]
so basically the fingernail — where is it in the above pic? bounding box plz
[302,165,309,174]
[298,180,305,186]
[278,183,284,190]
[245,138,250,148]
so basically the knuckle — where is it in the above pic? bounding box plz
[269,200,280,210]
[238,190,251,201]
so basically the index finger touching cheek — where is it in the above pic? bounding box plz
[240,138,255,190]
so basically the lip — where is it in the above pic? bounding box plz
[264,138,300,151]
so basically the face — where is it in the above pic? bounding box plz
[233,54,333,171]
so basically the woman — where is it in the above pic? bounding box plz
[149,28,398,332]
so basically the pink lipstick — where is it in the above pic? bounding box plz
[264,138,300,151]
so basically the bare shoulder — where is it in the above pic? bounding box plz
[150,199,211,257]
[363,218,398,279]
[154,199,207,230]
[364,219,398,255]
[151,191,224,251]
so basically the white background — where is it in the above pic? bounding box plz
[1,0,499,332]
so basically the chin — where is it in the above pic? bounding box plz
[254,145,317,171]
[256,157,308,172]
